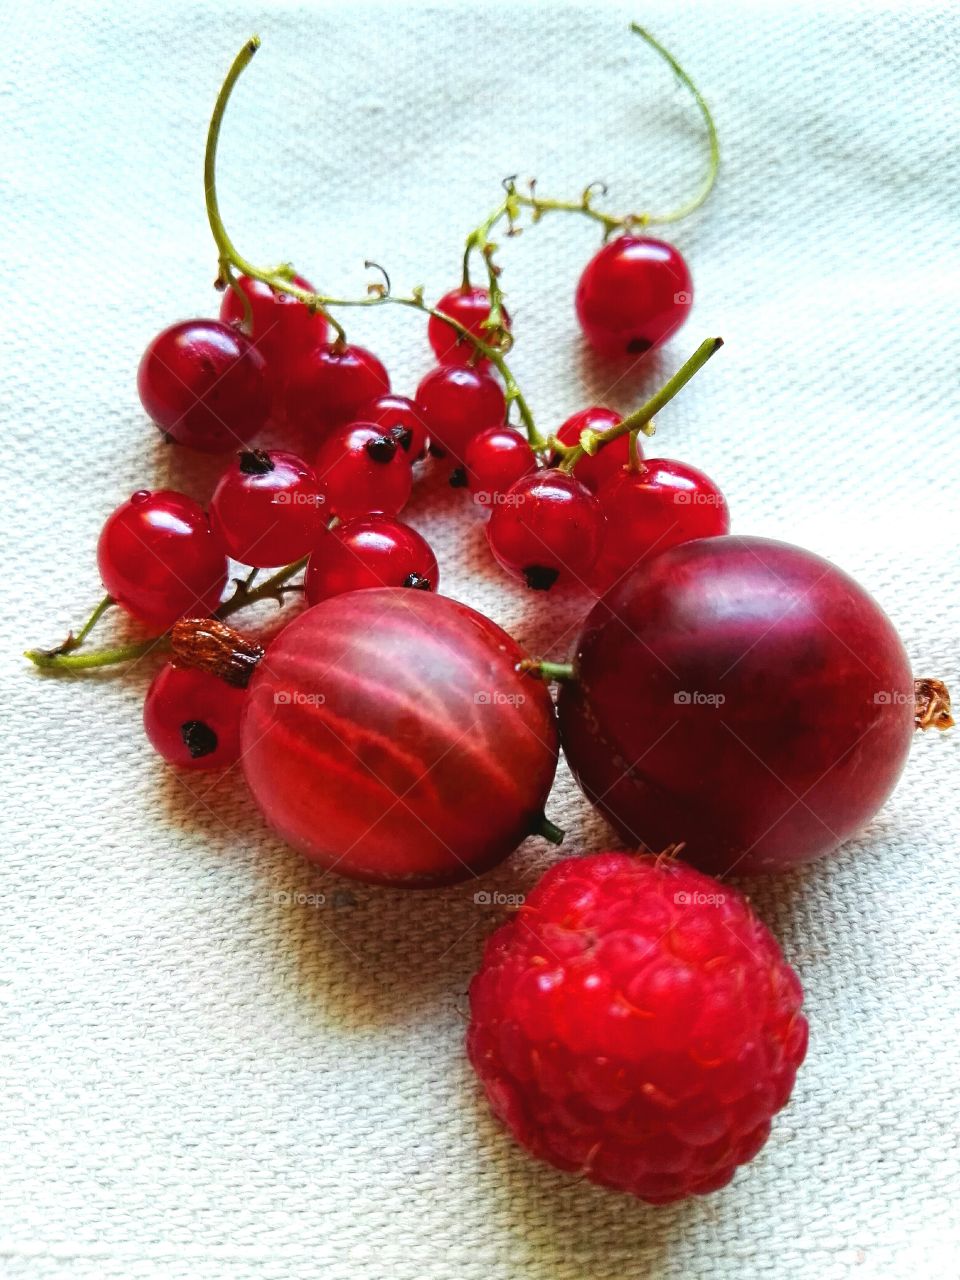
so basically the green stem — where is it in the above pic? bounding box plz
[72,594,115,647]
[25,635,169,672]
[559,337,723,472]
[460,24,718,319]
[25,557,309,675]
[203,37,347,343]
[203,39,542,444]
[535,815,565,845]
[535,661,576,682]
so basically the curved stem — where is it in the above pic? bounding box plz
[25,557,309,675]
[559,337,723,473]
[460,25,718,312]
[204,39,540,441]
[203,37,347,343]
[627,23,719,225]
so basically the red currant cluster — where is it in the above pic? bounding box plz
[40,24,727,777]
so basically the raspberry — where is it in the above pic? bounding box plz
[467,853,808,1204]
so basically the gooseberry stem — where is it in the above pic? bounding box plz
[518,659,575,682]
[535,815,565,845]
[24,556,309,673]
[558,337,723,473]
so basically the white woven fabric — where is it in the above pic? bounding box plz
[2,2,959,1276]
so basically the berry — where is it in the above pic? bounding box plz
[558,536,916,874]
[487,470,604,590]
[241,590,559,886]
[143,662,246,770]
[210,449,325,568]
[427,286,510,366]
[97,490,227,631]
[286,342,390,435]
[137,319,270,452]
[465,428,537,509]
[576,236,692,359]
[218,273,328,381]
[551,407,635,493]
[360,393,429,461]
[468,852,808,1205]
[591,457,729,592]
[313,422,413,520]
[415,365,507,464]
[305,516,439,604]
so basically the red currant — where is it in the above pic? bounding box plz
[415,365,506,464]
[487,470,604,590]
[305,516,439,604]
[313,423,413,520]
[97,490,227,631]
[210,450,325,568]
[138,319,270,452]
[359,394,429,461]
[592,457,730,592]
[576,236,692,359]
[143,662,246,770]
[427,286,510,366]
[465,427,537,509]
[286,342,390,435]
[218,273,328,381]
[551,407,639,493]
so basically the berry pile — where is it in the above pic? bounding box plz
[24,22,952,1209]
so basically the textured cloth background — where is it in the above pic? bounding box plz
[2,1,958,1276]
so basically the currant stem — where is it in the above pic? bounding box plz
[558,337,723,473]
[203,36,347,343]
[203,39,542,443]
[24,556,310,674]
[460,25,718,325]
[628,428,644,472]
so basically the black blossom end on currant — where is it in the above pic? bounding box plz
[403,573,433,591]
[180,720,219,759]
[238,449,276,476]
[365,435,399,464]
[449,467,468,488]
[626,337,653,356]
[523,566,560,591]
[390,426,414,452]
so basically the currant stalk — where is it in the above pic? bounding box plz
[460,23,719,337]
[556,337,723,473]
[25,556,309,673]
[204,39,545,446]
